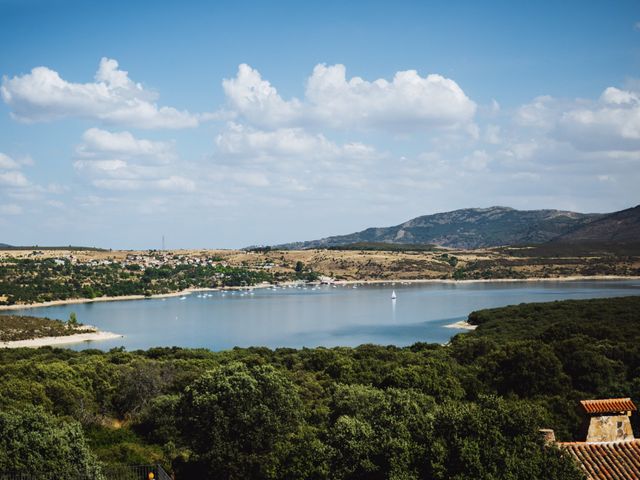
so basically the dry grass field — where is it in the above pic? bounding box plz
[2,247,638,281]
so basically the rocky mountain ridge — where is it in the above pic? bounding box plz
[278,206,605,249]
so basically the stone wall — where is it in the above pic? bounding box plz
[586,414,634,442]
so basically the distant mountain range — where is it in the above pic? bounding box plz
[277,205,640,250]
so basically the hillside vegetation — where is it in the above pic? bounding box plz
[278,206,601,249]
[1,248,639,305]
[550,205,640,245]
[2,295,640,478]
[0,314,93,341]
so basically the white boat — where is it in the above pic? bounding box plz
[391,290,397,300]
[180,296,187,300]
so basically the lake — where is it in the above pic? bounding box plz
[10,279,640,351]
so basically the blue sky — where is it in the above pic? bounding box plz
[0,0,639,248]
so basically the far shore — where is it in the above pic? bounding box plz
[332,275,640,286]
[0,275,638,311]
[0,328,123,349]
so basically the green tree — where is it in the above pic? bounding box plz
[328,383,435,479]
[178,362,303,479]
[0,407,105,479]
[425,396,585,480]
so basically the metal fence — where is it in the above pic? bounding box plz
[0,464,172,480]
[103,464,172,480]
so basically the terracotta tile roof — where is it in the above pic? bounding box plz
[581,399,637,415]
[560,440,640,480]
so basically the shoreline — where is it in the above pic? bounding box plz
[0,328,123,349]
[443,320,478,330]
[332,275,640,286]
[0,275,638,311]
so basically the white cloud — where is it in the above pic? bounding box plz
[73,128,195,192]
[1,58,198,129]
[76,128,175,162]
[484,124,501,144]
[222,63,476,131]
[156,176,196,192]
[214,122,381,169]
[501,141,539,161]
[210,122,382,195]
[600,86,638,105]
[306,64,476,129]
[462,150,490,172]
[216,122,338,158]
[516,87,640,152]
[555,87,640,151]
[46,200,64,208]
[222,64,301,128]
[0,170,29,187]
[516,95,556,128]
[0,204,22,215]
[0,151,61,220]
[0,153,20,169]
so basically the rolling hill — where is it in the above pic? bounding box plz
[550,205,640,245]
[278,206,603,249]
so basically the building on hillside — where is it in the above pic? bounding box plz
[546,398,640,480]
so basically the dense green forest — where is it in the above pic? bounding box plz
[3,296,640,479]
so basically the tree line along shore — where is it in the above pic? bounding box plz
[0,313,122,348]
[1,295,639,479]
[1,247,639,306]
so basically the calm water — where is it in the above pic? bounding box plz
[11,280,640,351]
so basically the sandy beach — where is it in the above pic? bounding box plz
[0,329,123,349]
[0,289,196,311]
[443,320,478,330]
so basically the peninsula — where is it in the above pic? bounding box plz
[0,314,121,348]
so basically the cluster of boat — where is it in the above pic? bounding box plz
[174,283,399,300]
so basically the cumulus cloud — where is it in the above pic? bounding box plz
[516,86,640,152]
[515,95,557,128]
[0,153,20,169]
[74,128,194,192]
[222,63,476,131]
[216,122,338,158]
[222,64,302,128]
[0,152,31,189]
[0,170,29,187]
[1,58,198,129]
[215,122,379,165]
[555,87,640,151]
[76,128,175,161]
[211,122,381,194]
